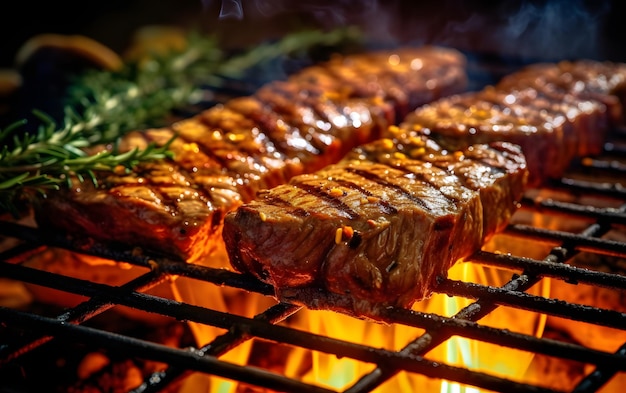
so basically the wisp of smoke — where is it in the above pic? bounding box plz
[202,0,244,20]
[439,0,612,60]
[200,0,613,61]
[202,0,380,27]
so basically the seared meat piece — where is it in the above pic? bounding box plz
[35,46,468,264]
[288,47,471,120]
[496,60,626,127]
[401,59,626,187]
[222,132,528,317]
[495,60,626,156]
[222,59,624,318]
[401,86,610,187]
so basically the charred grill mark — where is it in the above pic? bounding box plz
[400,136,508,183]
[475,157,507,175]
[115,133,217,209]
[310,100,350,137]
[506,91,569,121]
[282,69,387,143]
[428,163,478,191]
[262,83,321,112]
[294,182,360,220]
[348,230,362,249]
[333,179,398,215]
[175,132,277,201]
[385,161,464,204]
[462,146,513,175]
[323,67,357,94]
[255,99,324,154]
[345,167,432,212]
[174,120,237,171]
[141,128,233,206]
[290,76,356,133]
[433,214,455,231]
[270,86,341,139]
[427,157,506,192]
[113,180,192,221]
[260,194,310,218]
[227,99,323,158]
[485,143,525,162]
[307,66,350,94]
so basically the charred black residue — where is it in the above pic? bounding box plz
[348,230,362,248]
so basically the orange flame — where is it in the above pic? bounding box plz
[170,250,549,392]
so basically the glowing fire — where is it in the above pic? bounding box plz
[21,190,619,393]
[12,224,552,392]
[170,246,549,393]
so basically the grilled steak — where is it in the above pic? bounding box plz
[222,132,528,318]
[401,86,609,187]
[220,59,626,319]
[496,60,626,127]
[400,60,626,187]
[35,46,468,264]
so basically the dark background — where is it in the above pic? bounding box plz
[2,0,625,69]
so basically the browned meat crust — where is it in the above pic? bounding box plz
[496,60,626,126]
[222,133,528,317]
[401,60,626,187]
[221,58,626,319]
[34,46,468,264]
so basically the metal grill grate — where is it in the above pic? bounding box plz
[1,60,626,393]
[0,129,625,392]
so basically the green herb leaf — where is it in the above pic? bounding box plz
[0,27,362,216]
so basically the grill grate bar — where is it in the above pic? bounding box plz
[573,343,626,393]
[132,302,302,393]
[1,179,623,392]
[553,178,626,199]
[160,259,275,296]
[0,241,43,262]
[436,278,626,329]
[470,250,626,289]
[520,197,626,225]
[0,302,564,393]
[504,224,626,258]
[277,283,626,369]
[0,307,338,393]
[344,194,624,393]
[0,221,159,269]
[578,158,626,174]
[0,220,276,296]
[344,265,547,392]
[0,53,624,393]
[0,260,168,364]
[0,138,624,393]
[1,249,613,393]
[379,306,625,368]
[0,259,580,376]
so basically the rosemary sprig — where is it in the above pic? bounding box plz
[64,27,363,143]
[0,27,363,216]
[0,111,174,216]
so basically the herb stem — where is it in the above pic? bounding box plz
[0,27,362,216]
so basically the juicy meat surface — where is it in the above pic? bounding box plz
[222,58,626,318]
[222,133,528,318]
[496,60,626,126]
[401,86,609,187]
[35,46,468,264]
[400,59,626,187]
